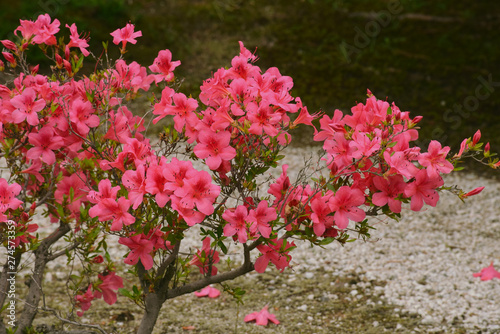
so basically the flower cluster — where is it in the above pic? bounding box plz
[0,14,497,332]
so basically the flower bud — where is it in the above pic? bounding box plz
[30,64,39,75]
[1,39,17,52]
[92,255,104,264]
[463,186,485,198]
[55,53,63,67]
[65,45,70,60]
[394,111,401,122]
[63,59,72,74]
[2,51,16,65]
[412,116,423,124]
[454,138,468,158]
[30,202,37,214]
[0,60,4,72]
[472,130,481,146]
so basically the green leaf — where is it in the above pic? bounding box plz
[119,288,133,298]
[318,237,335,245]
[218,240,228,254]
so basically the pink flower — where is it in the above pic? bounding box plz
[174,170,220,215]
[194,130,236,170]
[247,104,281,137]
[328,186,366,229]
[384,150,419,179]
[314,110,346,142]
[158,92,198,133]
[20,158,44,183]
[351,132,381,159]
[194,286,220,298]
[76,285,94,317]
[54,173,88,215]
[69,98,99,135]
[15,19,37,40]
[310,195,335,236]
[473,262,500,281]
[171,196,205,226]
[403,169,443,211]
[27,126,64,164]
[0,179,23,219]
[104,109,133,143]
[122,164,147,210]
[5,221,38,248]
[371,175,405,213]
[190,237,220,276]
[110,23,142,49]
[418,140,454,178]
[223,205,250,243]
[89,197,135,231]
[254,239,294,273]
[145,158,171,207]
[87,179,120,204]
[110,138,153,170]
[152,87,175,124]
[32,14,60,45]
[149,49,181,83]
[65,23,90,56]
[163,157,196,192]
[268,165,291,202]
[290,98,319,129]
[244,305,280,326]
[94,272,123,305]
[11,87,45,126]
[119,234,155,270]
[112,60,154,93]
[324,132,358,170]
[247,200,277,238]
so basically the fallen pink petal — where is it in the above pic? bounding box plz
[194,286,220,298]
[473,262,500,281]
[244,305,280,326]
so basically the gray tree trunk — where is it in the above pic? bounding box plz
[137,293,164,334]
[16,223,70,333]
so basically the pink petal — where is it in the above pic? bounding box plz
[371,192,388,207]
[334,210,349,229]
[244,312,257,322]
[254,255,270,273]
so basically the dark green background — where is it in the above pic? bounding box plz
[2,0,500,172]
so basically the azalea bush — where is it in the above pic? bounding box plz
[0,14,498,334]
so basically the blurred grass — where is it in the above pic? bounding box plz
[1,0,500,174]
